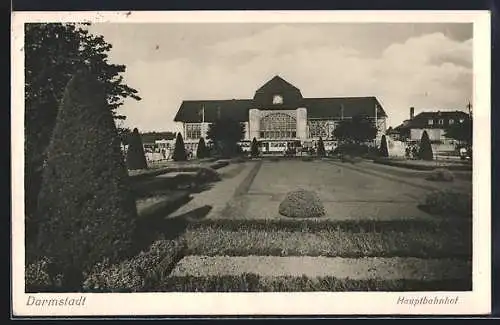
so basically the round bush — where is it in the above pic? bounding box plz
[278,189,326,218]
[426,168,454,182]
[195,167,221,183]
[422,189,472,218]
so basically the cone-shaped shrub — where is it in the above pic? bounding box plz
[196,138,207,159]
[173,133,187,161]
[35,71,139,291]
[418,131,434,160]
[250,137,259,157]
[126,128,148,170]
[379,135,389,157]
[317,137,326,157]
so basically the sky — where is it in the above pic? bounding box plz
[86,23,473,133]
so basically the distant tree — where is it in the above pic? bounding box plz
[196,138,208,159]
[418,130,434,160]
[444,117,472,146]
[172,133,187,161]
[250,137,260,158]
[317,137,326,157]
[379,135,389,157]
[206,117,245,158]
[333,115,378,144]
[126,128,148,170]
[34,72,138,291]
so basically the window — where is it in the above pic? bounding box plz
[272,95,283,105]
[438,119,444,125]
[185,123,201,140]
[449,119,454,124]
[260,113,296,139]
[428,119,434,125]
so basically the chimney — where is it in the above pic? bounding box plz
[410,107,415,120]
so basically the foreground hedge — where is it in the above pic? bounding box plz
[155,274,472,292]
[82,239,186,293]
[34,72,139,290]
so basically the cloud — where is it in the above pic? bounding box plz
[114,25,472,132]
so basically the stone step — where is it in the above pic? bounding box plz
[169,255,471,281]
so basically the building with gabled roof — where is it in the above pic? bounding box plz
[393,106,471,143]
[174,75,388,153]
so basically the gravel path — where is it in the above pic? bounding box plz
[170,255,471,280]
[166,162,257,219]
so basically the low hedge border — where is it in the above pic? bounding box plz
[82,238,187,293]
[184,227,472,259]
[373,158,472,171]
[156,274,472,292]
[187,217,472,234]
[129,160,230,182]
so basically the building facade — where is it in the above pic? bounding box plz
[174,76,387,153]
[393,107,471,143]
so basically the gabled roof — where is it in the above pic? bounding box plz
[174,99,253,123]
[173,76,388,123]
[396,110,470,130]
[254,75,301,94]
[304,97,386,119]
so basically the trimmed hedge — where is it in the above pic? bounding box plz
[426,168,454,182]
[35,72,139,291]
[420,190,472,219]
[185,227,472,259]
[157,274,472,292]
[372,158,472,171]
[187,217,472,234]
[279,189,326,218]
[126,128,148,170]
[82,239,187,293]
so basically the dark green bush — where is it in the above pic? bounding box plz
[278,189,326,218]
[250,137,259,158]
[173,133,187,161]
[196,138,208,159]
[126,128,148,170]
[35,72,139,291]
[379,135,389,157]
[334,143,375,157]
[82,239,186,292]
[421,189,472,218]
[418,131,434,160]
[195,167,221,183]
[426,168,454,182]
[317,137,326,157]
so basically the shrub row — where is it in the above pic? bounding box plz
[373,158,472,171]
[185,227,472,259]
[82,238,186,293]
[187,217,471,234]
[421,190,472,219]
[156,274,472,292]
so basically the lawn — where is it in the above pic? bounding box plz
[74,159,473,293]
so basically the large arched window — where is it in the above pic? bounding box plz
[260,113,296,139]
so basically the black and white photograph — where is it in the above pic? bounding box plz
[12,11,491,316]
